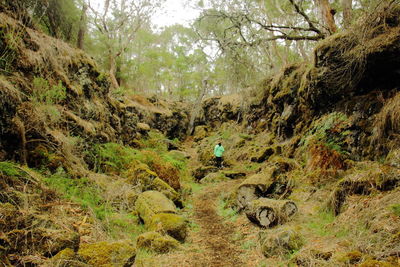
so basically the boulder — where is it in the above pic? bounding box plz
[251,146,276,163]
[200,172,228,184]
[193,125,209,141]
[149,213,188,242]
[125,161,158,190]
[136,231,179,253]
[51,248,87,267]
[193,166,219,181]
[137,122,151,132]
[259,228,304,258]
[222,170,246,179]
[78,241,136,267]
[150,177,180,202]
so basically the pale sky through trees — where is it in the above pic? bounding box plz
[89,0,200,28]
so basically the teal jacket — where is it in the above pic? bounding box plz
[214,144,225,157]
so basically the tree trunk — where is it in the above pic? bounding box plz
[341,0,353,29]
[187,79,208,136]
[13,117,27,165]
[245,198,297,227]
[77,3,88,50]
[314,0,337,34]
[108,52,120,89]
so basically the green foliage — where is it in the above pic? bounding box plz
[300,112,350,155]
[43,168,108,220]
[32,77,67,104]
[188,182,204,194]
[0,27,21,73]
[390,204,400,216]
[241,240,257,250]
[306,210,335,237]
[217,197,238,222]
[0,161,22,177]
[30,0,82,44]
[38,104,62,124]
[95,143,137,173]
[140,131,169,152]
[105,213,145,240]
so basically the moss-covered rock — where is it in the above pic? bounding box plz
[327,162,400,215]
[250,146,276,163]
[137,122,151,132]
[193,166,219,181]
[125,161,158,189]
[200,172,228,184]
[150,177,180,202]
[193,125,209,141]
[221,170,246,179]
[135,191,177,225]
[335,250,363,264]
[259,227,304,258]
[358,259,398,267]
[149,213,188,242]
[51,248,86,267]
[136,231,179,253]
[78,241,136,267]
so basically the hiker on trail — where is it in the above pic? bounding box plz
[214,142,225,168]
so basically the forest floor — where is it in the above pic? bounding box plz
[138,142,266,267]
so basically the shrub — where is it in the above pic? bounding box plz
[32,77,67,104]
[138,150,180,190]
[95,143,137,174]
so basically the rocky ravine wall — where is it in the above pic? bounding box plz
[198,3,400,161]
[0,12,189,173]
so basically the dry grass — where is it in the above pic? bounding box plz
[140,150,181,190]
[372,91,400,146]
[306,144,345,182]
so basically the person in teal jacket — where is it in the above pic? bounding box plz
[214,142,225,168]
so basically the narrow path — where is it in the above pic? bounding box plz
[191,180,244,267]
[148,140,262,266]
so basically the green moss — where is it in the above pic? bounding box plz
[390,204,400,216]
[306,210,335,237]
[149,213,187,242]
[0,161,22,177]
[136,231,179,253]
[217,197,238,222]
[150,177,180,202]
[358,259,397,267]
[135,191,176,225]
[51,248,77,266]
[94,143,137,174]
[78,241,136,267]
[336,250,363,264]
[32,77,66,104]
[125,161,158,188]
[259,228,305,258]
[300,112,350,155]
[43,168,107,220]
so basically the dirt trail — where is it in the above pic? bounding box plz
[148,142,262,267]
[190,180,245,267]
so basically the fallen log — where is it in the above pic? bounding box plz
[245,198,297,227]
[135,191,176,225]
[236,167,276,209]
